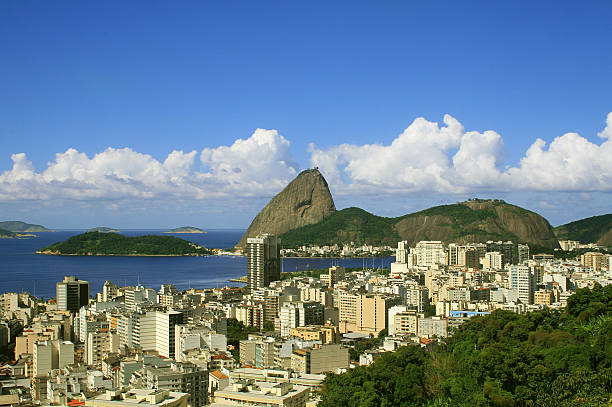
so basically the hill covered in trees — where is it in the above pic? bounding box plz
[279,207,400,247]
[279,199,558,249]
[554,214,612,246]
[319,284,612,406]
[37,231,212,256]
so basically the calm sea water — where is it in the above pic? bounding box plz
[0,230,393,299]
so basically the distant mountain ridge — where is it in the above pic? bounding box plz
[554,214,612,246]
[0,221,51,232]
[239,170,560,249]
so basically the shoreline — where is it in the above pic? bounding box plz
[35,251,210,257]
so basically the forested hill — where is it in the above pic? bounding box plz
[37,231,212,256]
[319,284,612,406]
[279,207,400,247]
[280,199,559,249]
[554,214,612,246]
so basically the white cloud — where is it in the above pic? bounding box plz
[2,114,612,205]
[311,112,612,195]
[0,129,298,202]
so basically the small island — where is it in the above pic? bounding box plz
[0,227,37,239]
[164,226,206,234]
[0,221,52,232]
[87,227,120,233]
[37,231,212,256]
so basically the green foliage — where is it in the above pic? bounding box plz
[349,337,383,362]
[554,213,612,244]
[280,207,400,247]
[227,318,259,362]
[399,202,525,242]
[38,231,212,256]
[319,285,612,406]
[280,199,554,248]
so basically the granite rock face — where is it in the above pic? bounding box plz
[236,169,336,247]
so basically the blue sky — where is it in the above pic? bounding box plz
[1,1,611,229]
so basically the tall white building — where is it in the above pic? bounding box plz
[482,252,503,270]
[279,302,324,337]
[413,241,447,267]
[247,234,280,292]
[33,340,74,377]
[138,310,184,359]
[510,265,535,305]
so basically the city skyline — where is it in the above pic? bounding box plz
[1,1,611,228]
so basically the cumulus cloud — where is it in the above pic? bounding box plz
[0,129,298,202]
[2,114,612,204]
[311,112,612,195]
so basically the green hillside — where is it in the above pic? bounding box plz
[279,207,400,247]
[279,200,559,248]
[554,214,612,245]
[0,221,51,232]
[37,231,212,256]
[319,284,612,406]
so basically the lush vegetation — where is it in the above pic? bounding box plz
[38,231,212,256]
[0,220,51,232]
[319,284,612,406]
[279,200,557,248]
[554,214,612,244]
[398,201,528,243]
[227,318,260,361]
[280,207,400,247]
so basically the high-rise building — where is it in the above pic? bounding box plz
[486,241,515,265]
[517,244,530,264]
[355,294,400,335]
[482,252,503,270]
[413,241,447,267]
[247,234,280,292]
[138,310,184,359]
[56,276,89,312]
[279,302,324,337]
[33,340,74,377]
[581,252,605,272]
[510,265,535,305]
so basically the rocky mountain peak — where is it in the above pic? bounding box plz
[236,169,336,247]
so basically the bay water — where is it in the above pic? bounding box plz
[0,230,393,299]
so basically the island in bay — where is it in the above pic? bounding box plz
[0,220,52,233]
[36,231,212,256]
[87,226,120,233]
[163,226,206,234]
[0,227,37,239]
